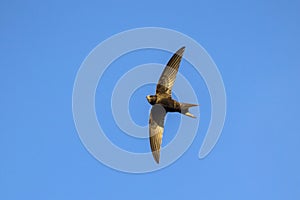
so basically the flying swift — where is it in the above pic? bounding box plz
[146,47,198,163]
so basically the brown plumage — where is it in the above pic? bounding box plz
[146,47,198,163]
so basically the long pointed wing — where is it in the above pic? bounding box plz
[149,104,167,163]
[156,47,185,97]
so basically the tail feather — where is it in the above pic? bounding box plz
[180,103,198,118]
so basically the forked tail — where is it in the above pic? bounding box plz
[180,103,198,118]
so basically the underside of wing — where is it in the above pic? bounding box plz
[156,47,185,97]
[149,104,166,163]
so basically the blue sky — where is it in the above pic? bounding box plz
[1,0,300,199]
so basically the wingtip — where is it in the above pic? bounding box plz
[177,46,185,55]
[152,151,160,164]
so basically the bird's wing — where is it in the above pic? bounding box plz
[149,104,167,163]
[156,47,185,97]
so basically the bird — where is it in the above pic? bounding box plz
[146,46,198,163]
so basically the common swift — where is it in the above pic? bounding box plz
[146,47,198,163]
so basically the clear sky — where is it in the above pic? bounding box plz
[1,0,300,199]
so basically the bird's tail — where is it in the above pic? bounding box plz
[180,103,198,118]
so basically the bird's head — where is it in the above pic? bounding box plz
[146,95,157,105]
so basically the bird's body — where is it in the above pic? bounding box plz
[147,95,181,112]
[146,47,198,163]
